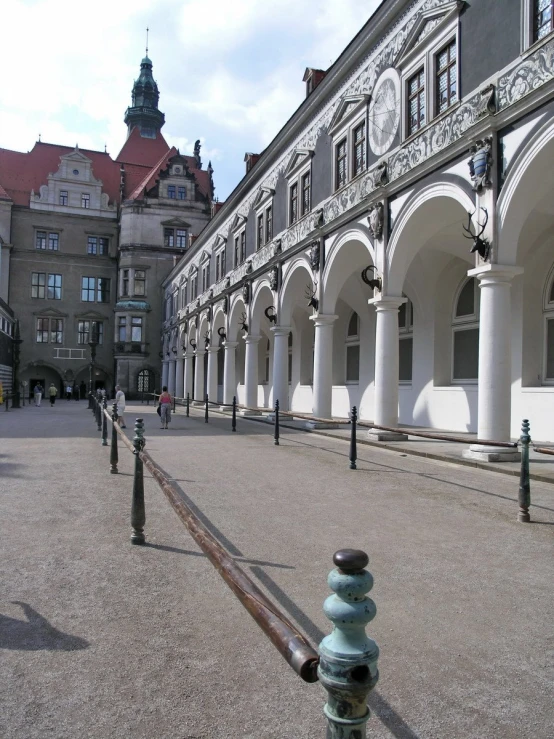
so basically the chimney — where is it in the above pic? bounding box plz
[211,200,225,218]
[303,68,326,98]
[244,152,261,173]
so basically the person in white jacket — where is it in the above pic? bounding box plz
[115,385,126,428]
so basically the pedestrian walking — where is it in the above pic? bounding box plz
[66,384,72,401]
[34,383,43,407]
[158,386,172,429]
[48,383,58,406]
[115,385,126,428]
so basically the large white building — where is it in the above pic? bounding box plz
[162,0,554,455]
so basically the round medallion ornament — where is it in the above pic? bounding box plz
[174,166,181,174]
[368,68,401,156]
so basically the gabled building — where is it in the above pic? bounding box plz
[0,54,215,399]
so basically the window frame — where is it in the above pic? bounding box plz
[78,320,104,345]
[328,96,369,193]
[36,317,63,344]
[31,272,46,299]
[542,266,554,383]
[35,230,60,251]
[522,0,554,50]
[352,121,367,178]
[59,190,68,206]
[131,316,143,343]
[81,276,110,303]
[345,311,360,385]
[289,181,299,225]
[451,277,480,384]
[81,193,90,209]
[167,185,176,199]
[47,273,62,300]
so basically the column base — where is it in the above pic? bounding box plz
[192,401,204,407]
[305,421,338,430]
[239,409,262,417]
[367,429,408,441]
[463,445,521,463]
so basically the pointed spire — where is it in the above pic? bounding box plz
[124,47,165,139]
[146,27,149,57]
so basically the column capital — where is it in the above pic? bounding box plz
[468,263,524,284]
[224,341,238,349]
[244,334,262,344]
[310,313,338,326]
[195,349,206,357]
[368,296,407,311]
[207,346,220,354]
[271,326,292,337]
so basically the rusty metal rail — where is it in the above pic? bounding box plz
[535,446,554,456]
[103,409,320,682]
[357,422,519,448]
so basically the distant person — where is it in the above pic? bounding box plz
[66,384,72,401]
[80,381,87,399]
[115,385,126,428]
[73,384,79,401]
[48,383,58,406]
[34,383,43,407]
[158,386,172,430]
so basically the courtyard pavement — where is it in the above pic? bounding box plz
[1,400,553,738]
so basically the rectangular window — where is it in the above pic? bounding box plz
[97,278,110,303]
[98,237,109,255]
[191,273,198,301]
[301,171,311,215]
[87,236,98,255]
[216,252,222,282]
[234,236,240,266]
[131,317,143,342]
[134,270,146,296]
[202,263,210,292]
[81,193,90,208]
[453,328,479,380]
[353,122,366,176]
[436,40,457,114]
[59,190,68,206]
[176,229,187,248]
[81,276,96,302]
[78,321,104,345]
[36,317,49,343]
[122,269,129,296]
[266,205,273,242]
[31,272,46,299]
[535,0,554,41]
[117,317,127,342]
[257,213,264,249]
[167,185,176,199]
[178,186,186,200]
[48,232,59,251]
[290,182,298,224]
[240,230,246,263]
[346,344,360,383]
[36,231,47,250]
[164,228,175,247]
[408,68,426,135]
[399,337,413,382]
[336,139,347,189]
[47,273,62,300]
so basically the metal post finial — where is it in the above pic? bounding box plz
[318,549,379,738]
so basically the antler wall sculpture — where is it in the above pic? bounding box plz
[462,207,491,261]
[305,282,319,311]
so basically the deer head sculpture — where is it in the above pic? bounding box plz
[264,306,277,324]
[360,265,382,292]
[462,207,491,262]
[239,311,248,333]
[203,330,211,349]
[305,282,319,312]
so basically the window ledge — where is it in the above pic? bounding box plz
[520,386,554,392]
[403,100,461,147]
[434,384,478,391]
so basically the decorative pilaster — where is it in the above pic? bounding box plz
[368,297,407,440]
[464,264,523,462]
[271,326,291,411]
[309,314,338,426]
[161,360,169,390]
[222,341,238,406]
[167,359,176,395]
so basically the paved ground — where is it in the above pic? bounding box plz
[1,400,553,739]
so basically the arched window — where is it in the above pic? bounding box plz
[544,268,554,382]
[452,277,479,382]
[398,297,414,383]
[345,312,360,383]
[137,369,154,393]
[288,331,293,384]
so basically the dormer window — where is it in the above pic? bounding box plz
[168,185,176,199]
[81,193,90,208]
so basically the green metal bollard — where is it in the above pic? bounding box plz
[518,419,531,523]
[101,397,108,446]
[349,406,357,470]
[186,392,190,417]
[110,402,119,474]
[232,395,237,432]
[131,418,146,545]
[318,549,379,739]
[274,399,280,446]
[96,397,102,431]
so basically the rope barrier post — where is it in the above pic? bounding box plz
[173,394,176,412]
[110,402,119,474]
[349,406,357,470]
[96,396,102,431]
[101,397,108,446]
[518,419,531,523]
[131,418,146,545]
[318,549,379,739]
[232,395,237,432]
[274,399,280,446]
[205,394,209,423]
[186,392,190,417]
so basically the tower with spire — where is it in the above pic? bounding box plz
[124,36,165,140]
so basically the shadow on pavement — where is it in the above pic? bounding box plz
[0,602,89,651]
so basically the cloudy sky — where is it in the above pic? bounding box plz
[1,0,379,200]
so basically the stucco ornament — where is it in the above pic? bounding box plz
[468,137,493,193]
[242,281,251,304]
[309,242,320,272]
[273,239,282,256]
[269,266,279,292]
[222,295,229,315]
[367,202,384,240]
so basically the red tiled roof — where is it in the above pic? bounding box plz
[116,126,170,167]
[128,146,178,200]
[0,182,11,201]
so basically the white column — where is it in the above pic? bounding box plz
[161,361,169,390]
[193,350,205,402]
[368,297,408,440]
[243,335,261,414]
[175,357,184,398]
[184,353,194,398]
[222,341,238,405]
[464,264,523,462]
[271,326,291,411]
[206,347,219,403]
[310,315,337,422]
[167,360,176,394]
